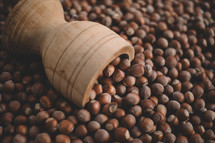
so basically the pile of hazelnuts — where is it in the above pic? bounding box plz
[1,0,215,143]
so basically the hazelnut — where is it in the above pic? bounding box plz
[102,102,118,115]
[52,111,65,121]
[35,133,51,143]
[121,114,136,128]
[56,134,70,143]
[87,100,100,115]
[103,84,116,95]
[87,121,101,133]
[130,64,144,77]
[114,127,131,142]
[13,134,27,143]
[94,129,110,143]
[45,118,58,133]
[123,76,136,87]
[164,133,176,143]
[152,130,163,142]
[75,124,88,137]
[176,135,188,143]
[128,105,142,117]
[104,64,115,77]
[153,112,165,124]
[77,109,91,123]
[112,69,125,82]
[59,120,74,134]
[139,117,154,132]
[130,126,142,138]
[97,93,111,105]
[151,83,164,96]
[140,134,152,143]
[95,114,108,125]
[124,93,140,105]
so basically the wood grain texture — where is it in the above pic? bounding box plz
[3,0,135,107]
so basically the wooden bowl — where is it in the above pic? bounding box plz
[3,0,134,107]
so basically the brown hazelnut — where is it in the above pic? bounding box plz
[176,108,189,121]
[127,86,139,94]
[152,130,163,142]
[130,64,144,77]
[77,109,91,123]
[97,93,111,105]
[167,114,179,127]
[159,94,169,104]
[83,136,95,143]
[159,122,171,133]
[56,134,70,143]
[123,76,136,87]
[3,80,15,92]
[172,91,185,103]
[94,129,110,143]
[104,64,115,77]
[114,127,131,142]
[119,58,131,70]
[103,84,116,95]
[111,57,121,66]
[193,98,205,111]
[36,111,50,123]
[138,117,154,133]
[154,56,165,67]
[9,100,21,113]
[52,111,65,121]
[140,134,152,143]
[136,76,148,86]
[75,124,88,137]
[124,93,140,105]
[87,100,100,115]
[157,38,168,49]
[189,133,204,143]
[151,83,164,96]
[180,121,194,135]
[130,126,142,138]
[116,84,126,96]
[140,86,151,99]
[141,99,155,110]
[59,120,74,134]
[166,56,177,68]
[156,75,169,86]
[112,69,125,82]
[13,134,27,143]
[167,100,181,112]
[192,84,204,98]
[45,118,58,133]
[40,96,51,108]
[164,133,176,143]
[150,96,159,106]
[35,133,51,143]
[16,125,28,135]
[184,91,194,103]
[95,114,108,125]
[93,84,103,95]
[87,121,101,133]
[105,118,119,131]
[153,112,165,124]
[102,102,118,115]
[203,110,215,121]
[156,104,167,116]
[121,114,136,128]
[128,105,142,117]
[176,135,188,143]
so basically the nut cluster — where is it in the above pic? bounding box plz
[1,0,215,143]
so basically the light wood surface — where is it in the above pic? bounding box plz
[3,0,134,107]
